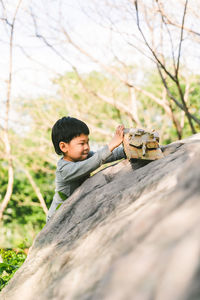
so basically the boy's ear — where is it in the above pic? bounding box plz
[59,141,68,153]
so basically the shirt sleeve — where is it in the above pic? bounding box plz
[59,145,112,181]
[103,145,126,163]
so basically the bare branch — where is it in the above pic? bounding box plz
[156,1,176,72]
[73,67,139,125]
[128,87,142,127]
[18,162,48,215]
[157,65,200,127]
[0,0,23,221]
[135,1,198,133]
[0,132,14,221]
[181,76,190,129]
[134,0,176,83]
[30,2,200,134]
[156,0,200,40]
[0,17,12,27]
[30,7,73,68]
[176,0,188,78]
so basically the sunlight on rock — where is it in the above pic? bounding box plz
[1,136,200,300]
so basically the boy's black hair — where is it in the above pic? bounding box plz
[51,116,90,155]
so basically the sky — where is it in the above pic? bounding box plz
[0,0,141,130]
[0,1,115,95]
[0,0,152,100]
[0,0,200,126]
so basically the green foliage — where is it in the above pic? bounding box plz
[54,70,128,140]
[0,248,27,291]
[0,159,55,248]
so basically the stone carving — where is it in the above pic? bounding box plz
[123,128,164,160]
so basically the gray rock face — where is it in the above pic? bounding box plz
[1,134,200,300]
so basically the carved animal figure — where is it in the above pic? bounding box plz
[123,128,164,160]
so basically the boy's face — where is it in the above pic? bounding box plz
[59,134,90,162]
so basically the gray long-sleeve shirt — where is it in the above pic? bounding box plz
[46,145,126,222]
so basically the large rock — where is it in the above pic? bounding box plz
[1,134,200,300]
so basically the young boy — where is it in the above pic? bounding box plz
[47,116,126,222]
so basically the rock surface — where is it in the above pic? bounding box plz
[1,134,200,300]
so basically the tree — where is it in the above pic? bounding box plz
[29,0,200,138]
[0,0,23,221]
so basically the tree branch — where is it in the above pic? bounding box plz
[134,0,176,83]
[176,0,188,78]
[0,0,23,221]
[157,66,200,127]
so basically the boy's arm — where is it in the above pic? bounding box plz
[60,145,113,181]
[103,145,126,163]
[60,124,125,181]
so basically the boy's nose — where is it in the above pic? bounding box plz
[84,143,89,150]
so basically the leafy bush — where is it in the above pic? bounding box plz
[0,248,27,291]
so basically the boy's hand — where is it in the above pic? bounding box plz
[108,125,125,152]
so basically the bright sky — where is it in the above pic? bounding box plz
[0,0,152,102]
[0,0,200,109]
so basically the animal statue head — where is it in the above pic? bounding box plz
[123,128,164,160]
